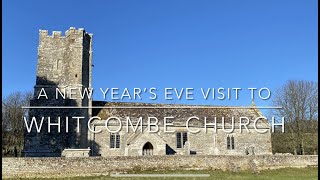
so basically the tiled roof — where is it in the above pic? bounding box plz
[92,101,269,126]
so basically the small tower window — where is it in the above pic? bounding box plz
[75,74,78,78]
[56,60,60,70]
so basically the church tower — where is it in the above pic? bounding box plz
[23,27,93,156]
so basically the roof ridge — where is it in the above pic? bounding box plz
[93,101,257,108]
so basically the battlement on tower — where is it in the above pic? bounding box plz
[39,27,93,39]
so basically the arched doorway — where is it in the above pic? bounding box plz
[142,142,153,155]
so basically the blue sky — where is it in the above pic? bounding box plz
[2,0,318,108]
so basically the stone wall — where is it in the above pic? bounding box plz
[2,155,317,178]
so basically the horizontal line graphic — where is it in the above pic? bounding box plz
[22,106,282,109]
[110,174,210,177]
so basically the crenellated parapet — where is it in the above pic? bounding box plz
[39,27,92,39]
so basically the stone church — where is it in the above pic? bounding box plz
[23,27,272,157]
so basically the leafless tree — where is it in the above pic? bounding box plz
[272,80,318,155]
[2,91,33,156]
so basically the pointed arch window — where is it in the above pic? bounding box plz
[142,142,154,155]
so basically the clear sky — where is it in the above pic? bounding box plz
[2,0,318,108]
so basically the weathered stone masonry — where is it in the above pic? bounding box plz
[90,102,272,156]
[2,155,318,178]
[23,27,93,157]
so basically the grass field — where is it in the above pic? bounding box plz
[7,167,318,180]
